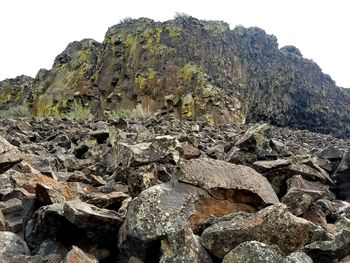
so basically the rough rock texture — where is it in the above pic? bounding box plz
[222,241,290,263]
[1,17,350,136]
[0,116,349,261]
[62,246,98,263]
[200,204,330,258]
[176,158,279,205]
[0,135,23,174]
[0,231,30,262]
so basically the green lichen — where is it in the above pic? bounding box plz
[234,25,246,37]
[180,63,207,86]
[135,75,147,91]
[134,68,157,91]
[126,35,138,58]
[166,23,183,39]
[0,91,12,104]
[142,27,175,57]
[203,21,229,36]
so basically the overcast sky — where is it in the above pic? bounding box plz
[0,0,349,88]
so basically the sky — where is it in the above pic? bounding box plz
[0,0,349,88]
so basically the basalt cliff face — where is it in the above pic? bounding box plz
[1,16,350,136]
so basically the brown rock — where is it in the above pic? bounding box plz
[62,246,98,263]
[182,143,201,160]
[118,182,256,261]
[177,158,279,205]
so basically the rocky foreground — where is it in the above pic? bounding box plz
[0,116,350,262]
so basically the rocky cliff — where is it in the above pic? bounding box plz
[1,16,350,136]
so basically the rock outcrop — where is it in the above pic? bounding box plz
[1,16,350,136]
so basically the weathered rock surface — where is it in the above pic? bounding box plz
[0,116,349,261]
[0,231,30,262]
[61,246,98,263]
[2,17,350,136]
[221,241,313,263]
[334,150,350,201]
[0,135,23,174]
[200,204,330,258]
[176,158,279,205]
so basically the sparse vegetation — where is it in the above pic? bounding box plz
[68,100,93,120]
[0,103,31,118]
[109,104,152,120]
[134,69,157,91]
[203,21,229,36]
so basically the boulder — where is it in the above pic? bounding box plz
[176,158,279,205]
[334,150,350,201]
[25,200,124,255]
[0,135,23,174]
[200,204,330,258]
[235,123,276,159]
[108,135,181,170]
[282,175,334,215]
[0,231,30,262]
[222,241,289,263]
[118,182,256,261]
[160,227,213,263]
[306,230,350,262]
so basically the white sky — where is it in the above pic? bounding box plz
[0,0,349,88]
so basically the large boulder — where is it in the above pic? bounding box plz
[26,200,123,260]
[107,135,181,171]
[200,204,330,259]
[282,175,334,216]
[0,136,23,174]
[176,158,279,205]
[118,158,279,261]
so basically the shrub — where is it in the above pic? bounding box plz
[0,103,31,118]
[109,104,152,120]
[68,100,93,121]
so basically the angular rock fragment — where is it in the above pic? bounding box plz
[160,227,213,263]
[62,246,98,263]
[334,150,350,201]
[222,241,289,263]
[119,159,279,261]
[253,159,290,173]
[0,135,23,174]
[26,200,123,258]
[282,175,334,215]
[108,135,181,170]
[0,231,30,262]
[200,204,330,259]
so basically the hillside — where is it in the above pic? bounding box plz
[1,16,350,136]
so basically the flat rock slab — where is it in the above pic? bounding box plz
[177,158,279,205]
